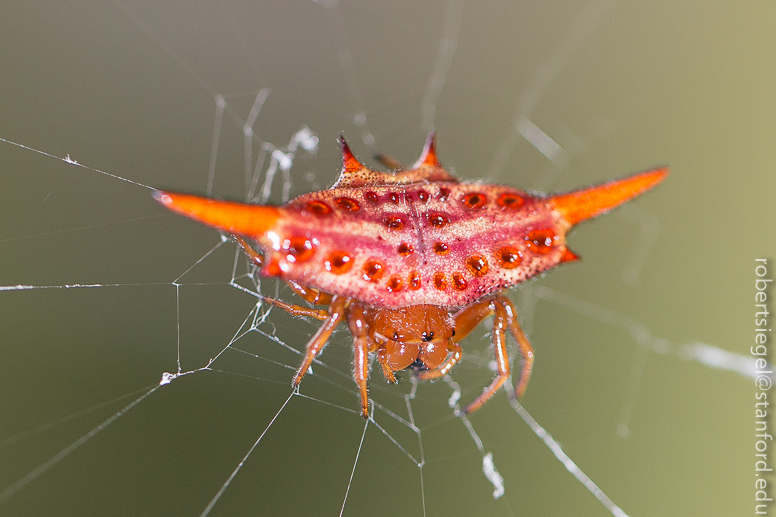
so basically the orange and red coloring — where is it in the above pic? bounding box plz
[154,133,668,417]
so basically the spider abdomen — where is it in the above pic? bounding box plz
[270,183,568,308]
[157,134,665,309]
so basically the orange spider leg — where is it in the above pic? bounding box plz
[502,300,534,400]
[461,300,510,414]
[452,295,534,413]
[292,296,349,387]
[416,341,463,380]
[259,296,329,321]
[373,152,405,171]
[233,234,264,267]
[348,303,371,417]
[233,235,332,315]
[233,235,333,305]
[285,279,334,306]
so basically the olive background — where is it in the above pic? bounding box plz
[0,1,773,516]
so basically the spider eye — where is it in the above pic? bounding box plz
[393,332,399,340]
[421,331,434,342]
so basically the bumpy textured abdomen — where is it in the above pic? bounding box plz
[155,136,666,308]
[261,182,570,308]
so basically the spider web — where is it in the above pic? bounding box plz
[0,1,769,516]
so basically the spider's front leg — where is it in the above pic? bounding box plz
[347,303,371,418]
[453,294,534,414]
[292,296,349,388]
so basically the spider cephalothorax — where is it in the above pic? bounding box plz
[155,133,667,417]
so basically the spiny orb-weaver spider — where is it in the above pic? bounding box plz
[154,133,667,417]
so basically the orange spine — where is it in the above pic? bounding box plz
[549,168,669,226]
[153,191,282,238]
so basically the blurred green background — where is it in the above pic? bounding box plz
[1,1,774,516]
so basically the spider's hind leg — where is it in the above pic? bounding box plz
[373,153,405,171]
[232,234,264,267]
[232,235,333,316]
[260,296,329,321]
[284,279,334,306]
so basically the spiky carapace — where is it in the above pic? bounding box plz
[154,133,668,416]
